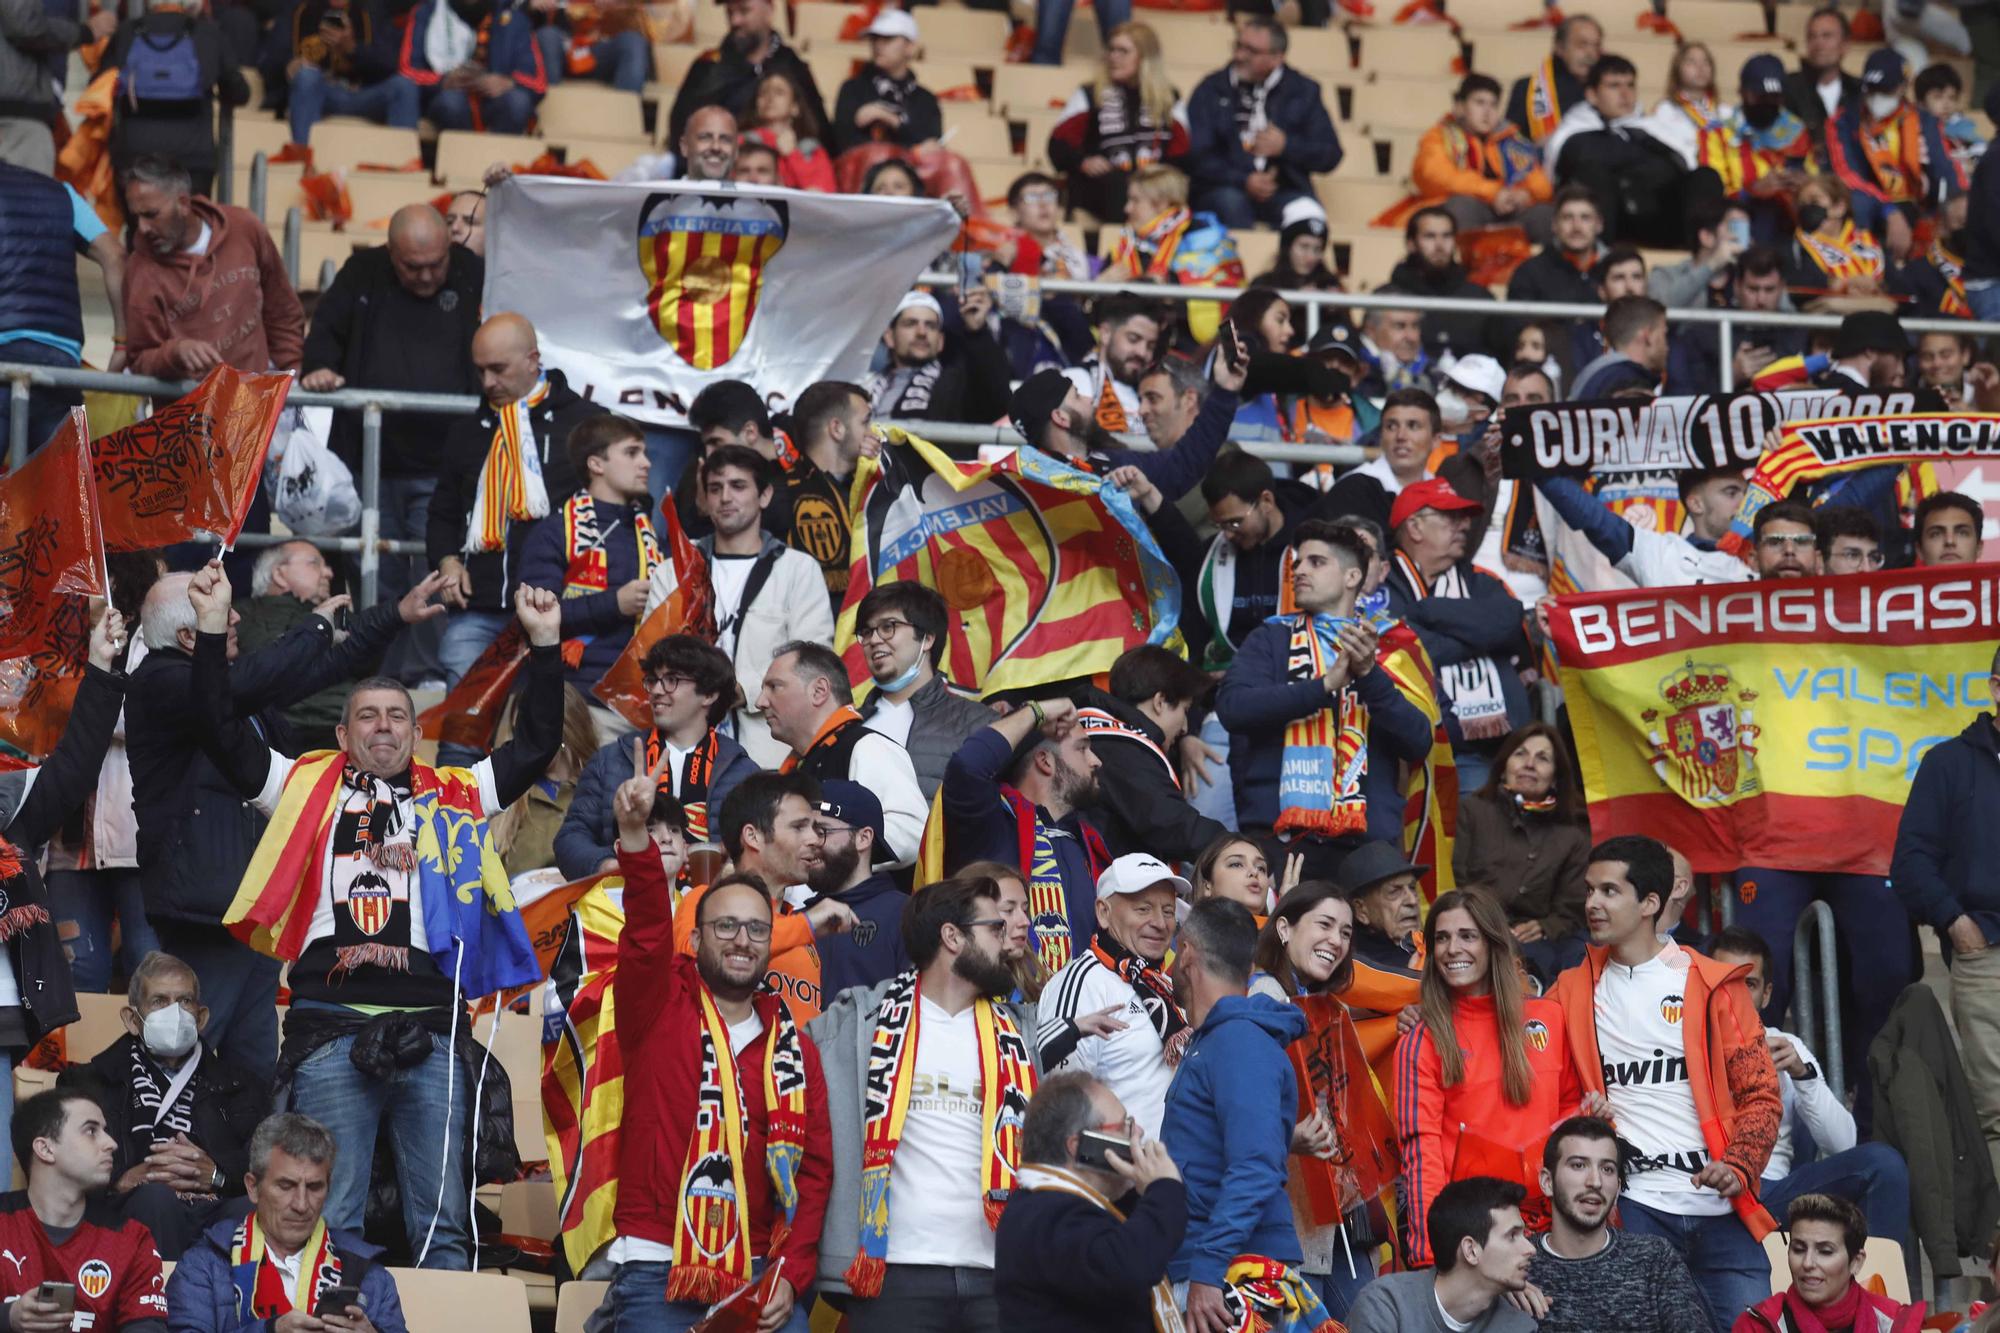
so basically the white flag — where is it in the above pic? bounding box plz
[483,175,961,425]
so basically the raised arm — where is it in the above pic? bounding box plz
[613,740,683,1030]
[3,609,129,849]
[485,585,567,809]
[186,562,286,808]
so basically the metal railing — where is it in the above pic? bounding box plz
[1792,898,1845,1094]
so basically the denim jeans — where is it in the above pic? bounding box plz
[45,868,160,993]
[1761,1142,1916,1295]
[288,66,421,144]
[425,86,538,134]
[288,1020,472,1269]
[1189,182,1312,230]
[1618,1196,1770,1333]
[1189,713,1238,830]
[437,608,515,687]
[1308,1242,1378,1321]
[1030,0,1128,63]
[377,472,446,685]
[845,1265,1000,1333]
[587,1259,809,1333]
[0,339,81,460]
[151,920,282,1084]
[1969,279,2000,324]
[536,26,651,91]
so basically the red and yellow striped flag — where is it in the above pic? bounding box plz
[543,882,628,1272]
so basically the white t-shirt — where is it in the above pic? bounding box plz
[866,697,914,748]
[1594,944,1731,1216]
[710,552,757,659]
[886,996,995,1269]
[1037,950,1174,1138]
[1351,455,1427,497]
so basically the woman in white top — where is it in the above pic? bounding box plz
[1649,41,1732,170]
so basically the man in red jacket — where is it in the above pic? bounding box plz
[596,741,833,1333]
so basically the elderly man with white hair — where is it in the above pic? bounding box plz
[233,541,350,753]
[124,566,454,1083]
[863,288,1014,424]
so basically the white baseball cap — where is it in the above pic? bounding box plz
[1445,353,1506,404]
[863,8,919,41]
[1095,853,1193,901]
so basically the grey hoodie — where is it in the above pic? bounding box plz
[0,0,83,120]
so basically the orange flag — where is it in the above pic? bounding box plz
[91,366,290,550]
[592,495,714,730]
[0,411,107,759]
[417,623,531,750]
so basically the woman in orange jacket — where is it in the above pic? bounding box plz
[1394,886,1580,1267]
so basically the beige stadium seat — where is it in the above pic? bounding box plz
[1348,24,1458,79]
[1667,0,1778,42]
[910,59,979,92]
[292,227,366,291]
[310,118,423,171]
[1338,229,1408,285]
[651,41,705,92]
[1316,176,1406,227]
[344,172,441,231]
[1447,0,1551,33]
[944,112,1018,162]
[806,48,863,97]
[1463,29,1558,84]
[554,1281,609,1333]
[917,9,1011,61]
[436,129,539,186]
[65,994,130,1064]
[1772,4,1814,46]
[538,83,646,141]
[1230,227,1280,279]
[389,1269,531,1333]
[555,136,652,177]
[992,61,1087,114]
[969,157,1025,206]
[232,114,293,162]
[792,2,867,50]
[1018,108,1067,167]
[1351,78,1452,135]
[1281,23,1351,77]
[237,160,306,223]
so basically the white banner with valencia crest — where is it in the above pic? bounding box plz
[484,175,961,425]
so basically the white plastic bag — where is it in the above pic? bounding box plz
[265,404,362,535]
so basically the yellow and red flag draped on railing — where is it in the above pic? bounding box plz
[543,880,628,1273]
[834,427,1182,699]
[1548,563,2000,875]
[91,365,291,551]
[0,411,107,759]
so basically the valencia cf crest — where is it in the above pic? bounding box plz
[77,1259,112,1300]
[1661,994,1685,1025]
[636,192,790,370]
[1524,1019,1550,1052]
[347,871,394,937]
[681,1152,738,1261]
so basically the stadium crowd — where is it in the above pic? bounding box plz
[5,0,2000,1331]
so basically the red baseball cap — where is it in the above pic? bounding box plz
[1388,477,1483,531]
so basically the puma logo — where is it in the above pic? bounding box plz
[1,1250,25,1276]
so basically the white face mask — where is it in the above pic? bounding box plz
[1867,92,1902,120]
[1436,388,1472,428]
[141,1004,199,1060]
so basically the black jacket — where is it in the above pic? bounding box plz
[1784,64,1861,159]
[1967,148,2000,282]
[300,242,484,476]
[994,1177,1189,1333]
[102,12,249,175]
[832,66,941,153]
[1506,61,1583,141]
[425,370,602,610]
[1079,689,1224,862]
[127,602,406,926]
[665,35,826,147]
[60,1034,269,1194]
[1553,119,1707,248]
[1893,715,2000,937]
[1387,255,1501,361]
[1382,555,1530,749]
[874,332,1014,425]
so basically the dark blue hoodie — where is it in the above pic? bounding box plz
[1893,713,2000,947]
[1160,993,1308,1286]
[813,871,911,999]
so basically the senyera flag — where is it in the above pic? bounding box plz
[835,428,1182,699]
[92,365,291,550]
[594,496,714,729]
[0,410,108,758]
[1548,563,2000,875]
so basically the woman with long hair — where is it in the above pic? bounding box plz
[1396,887,1579,1267]
[1250,882,1385,1318]
[960,859,1048,1001]
[1253,205,1343,293]
[1738,1194,1925,1332]
[1452,722,1592,984]
[1650,42,1730,172]
[1047,21,1189,224]
[1191,832,1299,921]
[496,684,604,876]
[744,70,837,192]
[1216,288,1298,437]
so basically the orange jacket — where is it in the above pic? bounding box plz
[673,880,825,1022]
[1412,117,1554,207]
[1394,992,1580,1267]
[1551,943,1782,1240]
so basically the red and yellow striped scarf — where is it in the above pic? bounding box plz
[466,378,552,553]
[228,1214,337,1321]
[1524,56,1565,141]
[1110,206,1193,283]
[1797,219,1884,281]
[667,985,810,1304]
[1932,235,1970,317]
[1274,614,1372,841]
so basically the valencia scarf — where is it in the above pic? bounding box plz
[1110,206,1194,283]
[1222,1255,1341,1333]
[847,969,1036,1297]
[1001,788,1110,973]
[1392,552,1508,735]
[1798,219,1885,282]
[1524,56,1565,141]
[779,705,865,774]
[648,728,720,844]
[1017,1165,1186,1333]
[666,985,810,1304]
[464,377,552,554]
[1272,613,1373,842]
[1931,234,1971,316]
[557,491,664,665]
[1509,789,1558,816]
[229,1213,339,1321]
[1091,933,1190,1064]
[1439,118,1541,185]
[1073,707,1178,790]
[0,834,47,943]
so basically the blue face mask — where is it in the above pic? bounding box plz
[877,653,925,695]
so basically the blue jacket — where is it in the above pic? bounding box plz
[518,495,653,689]
[0,162,85,347]
[1186,66,1340,199]
[1893,715,2000,945]
[1383,560,1531,748]
[553,724,760,878]
[397,0,547,94]
[1215,617,1435,837]
[811,871,910,999]
[1161,993,1307,1285]
[167,1207,408,1333]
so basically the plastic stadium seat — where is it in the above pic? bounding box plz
[291,227,367,291]
[1350,78,1453,135]
[539,83,646,141]
[793,2,867,50]
[1316,176,1407,226]
[1667,0,1779,42]
[1374,131,1424,178]
[1348,24,1458,79]
[1280,24,1352,77]
[1445,0,1554,33]
[969,157,1025,206]
[806,48,864,96]
[944,113,1018,162]
[1337,230,1408,285]
[916,9,1011,60]
[1018,108,1067,168]
[554,1281,609,1333]
[436,129,539,187]
[1149,13,1232,69]
[64,994,130,1065]
[651,40,705,92]
[232,114,293,162]
[553,136,652,176]
[1231,227,1280,279]
[388,1269,531,1333]
[1462,30,1560,84]
[342,172,439,230]
[236,160,306,223]
[993,62,1088,114]
[310,119,423,172]
[1772,4,1814,46]
[909,59,979,92]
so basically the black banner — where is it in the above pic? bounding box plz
[1499,387,1943,480]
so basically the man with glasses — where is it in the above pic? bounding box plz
[806,780,908,997]
[853,584,995,802]
[1815,506,1884,574]
[809,874,1045,1333]
[1184,15,1341,230]
[555,633,761,878]
[587,741,833,1333]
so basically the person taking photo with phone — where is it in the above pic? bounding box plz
[167,1112,407,1333]
[0,1090,168,1333]
[995,1071,1187,1333]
